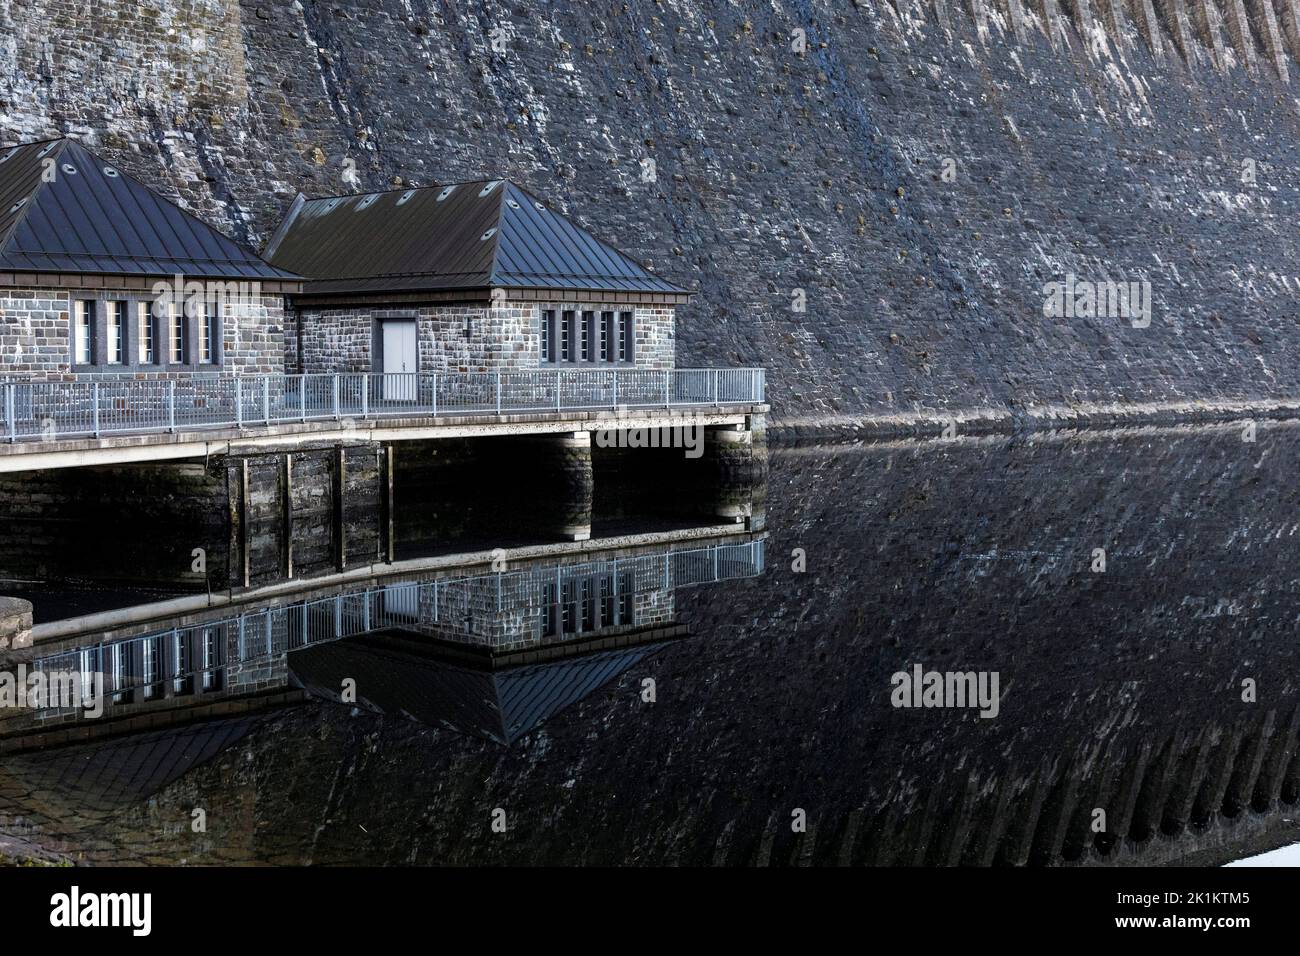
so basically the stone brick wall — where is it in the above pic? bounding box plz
[0,597,32,650]
[0,289,70,375]
[12,1,1300,427]
[0,287,286,378]
[290,300,675,373]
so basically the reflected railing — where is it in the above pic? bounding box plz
[24,538,765,719]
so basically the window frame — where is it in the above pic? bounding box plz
[106,300,126,365]
[539,305,637,367]
[72,299,95,367]
[67,293,223,372]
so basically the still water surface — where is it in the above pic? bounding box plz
[1,423,1298,865]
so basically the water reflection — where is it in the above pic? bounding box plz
[3,424,1300,866]
[4,537,764,748]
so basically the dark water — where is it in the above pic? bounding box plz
[2,423,1300,866]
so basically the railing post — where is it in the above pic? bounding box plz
[495,371,502,414]
[5,383,14,443]
[168,379,176,433]
[611,369,618,411]
[431,372,438,416]
[362,375,369,419]
[235,377,243,428]
[556,369,563,412]
[713,369,720,407]
[300,375,307,421]
[664,369,671,409]
[262,376,271,424]
[332,374,340,420]
[92,381,100,438]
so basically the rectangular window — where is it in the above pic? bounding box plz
[74,300,94,365]
[618,311,633,362]
[600,311,613,361]
[169,304,185,364]
[200,301,218,364]
[580,578,595,631]
[580,310,594,361]
[107,301,125,364]
[138,302,155,364]
[540,309,554,363]
[142,636,160,700]
[561,310,575,362]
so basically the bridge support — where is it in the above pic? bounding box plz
[0,597,32,649]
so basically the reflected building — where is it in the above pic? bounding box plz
[0,536,766,750]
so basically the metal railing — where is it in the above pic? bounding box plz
[24,538,766,716]
[0,368,766,443]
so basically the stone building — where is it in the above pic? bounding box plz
[0,137,301,379]
[263,179,689,377]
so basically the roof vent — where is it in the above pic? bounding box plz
[356,194,378,210]
[61,163,77,175]
[506,198,520,210]
[436,185,456,202]
[37,142,57,157]
[397,189,417,205]
[534,200,545,210]
[102,166,119,178]
[480,228,497,241]
[478,180,501,197]
[8,198,25,213]
[0,148,17,164]
[323,198,342,212]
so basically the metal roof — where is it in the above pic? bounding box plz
[264,179,689,298]
[289,634,675,745]
[0,138,301,281]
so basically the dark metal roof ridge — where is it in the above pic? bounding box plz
[0,137,303,282]
[502,180,691,296]
[294,177,515,205]
[0,138,68,259]
[261,191,306,261]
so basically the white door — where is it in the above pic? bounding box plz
[381,320,418,401]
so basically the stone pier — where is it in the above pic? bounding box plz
[0,597,31,649]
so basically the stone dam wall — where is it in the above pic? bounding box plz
[3,1,1300,433]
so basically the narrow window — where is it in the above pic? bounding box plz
[580,578,595,631]
[107,301,125,364]
[540,309,554,362]
[110,642,129,704]
[78,647,101,709]
[138,301,155,364]
[142,636,160,700]
[541,582,558,637]
[172,630,191,695]
[600,574,615,628]
[561,310,575,362]
[74,300,94,365]
[580,310,594,361]
[200,301,219,364]
[201,628,220,692]
[618,311,633,363]
[561,579,577,634]
[600,311,613,362]
[169,304,185,364]
[618,570,634,624]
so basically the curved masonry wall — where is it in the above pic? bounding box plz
[3,2,1300,432]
